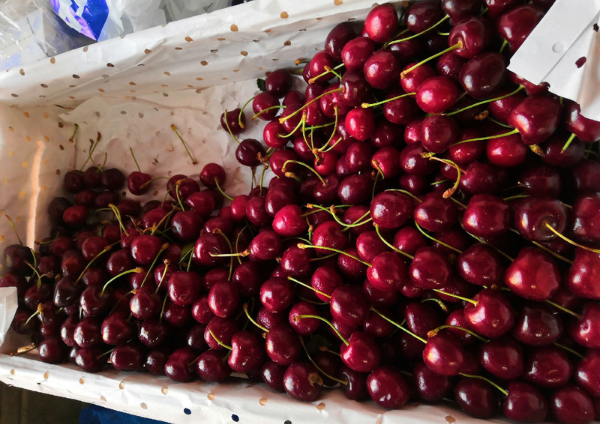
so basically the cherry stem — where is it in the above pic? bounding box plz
[531,241,574,265]
[362,92,415,109]
[486,116,513,128]
[280,113,306,138]
[370,307,426,343]
[431,179,449,186]
[401,41,463,79]
[158,291,169,323]
[459,373,508,396]
[433,289,477,305]
[251,105,286,121]
[5,215,23,245]
[74,243,117,285]
[141,243,169,288]
[213,229,234,281]
[306,204,371,229]
[462,227,515,262]
[140,176,168,190]
[25,306,42,326]
[80,132,102,171]
[129,148,142,173]
[428,325,489,342]
[243,303,269,332]
[317,107,339,153]
[69,123,79,144]
[374,224,415,260]
[151,209,176,236]
[305,121,336,131]
[447,86,524,117]
[107,204,128,236]
[297,243,372,267]
[545,300,583,320]
[299,337,347,386]
[387,15,450,46]
[437,31,450,36]
[153,260,170,296]
[283,160,327,186]
[415,222,464,254]
[308,63,345,84]
[208,328,232,350]
[258,166,268,197]
[453,128,519,146]
[385,189,423,203]
[213,178,234,201]
[235,226,249,265]
[421,297,449,313]
[553,342,584,359]
[499,39,509,53]
[101,268,143,296]
[309,252,338,262]
[24,261,43,283]
[239,96,255,129]
[171,124,198,164]
[544,223,600,254]
[280,88,343,123]
[426,156,463,198]
[295,314,349,346]
[449,197,468,209]
[287,276,331,299]
[9,344,37,357]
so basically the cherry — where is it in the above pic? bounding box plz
[231,262,263,298]
[252,92,280,122]
[480,336,524,380]
[457,244,503,286]
[455,377,500,418]
[111,342,145,371]
[335,366,368,400]
[422,115,460,154]
[100,168,125,191]
[575,350,600,398]
[39,336,67,364]
[339,331,381,373]
[309,51,337,84]
[462,194,511,237]
[460,52,507,100]
[197,350,231,382]
[283,362,323,402]
[74,317,102,348]
[265,324,301,366]
[550,385,595,424]
[572,194,600,244]
[413,361,452,401]
[138,319,170,348]
[524,345,572,388]
[423,331,465,376]
[127,166,151,196]
[165,347,197,382]
[497,5,545,53]
[366,366,410,409]
[401,62,437,93]
[75,346,106,373]
[75,189,96,208]
[563,100,600,143]
[381,90,421,125]
[171,211,203,242]
[371,146,401,178]
[518,165,561,197]
[326,22,356,59]
[363,308,395,338]
[404,302,442,339]
[63,170,85,193]
[101,312,135,345]
[162,300,192,327]
[442,0,483,22]
[464,288,516,338]
[566,248,600,300]
[145,347,169,375]
[364,51,401,90]
[504,381,548,423]
[570,303,600,348]
[364,3,398,43]
[227,331,266,373]
[415,76,459,114]
[48,197,72,223]
[486,132,528,167]
[409,246,452,290]
[345,107,375,141]
[414,193,458,232]
[266,70,292,97]
[436,51,466,82]
[512,303,563,346]
[260,277,293,313]
[62,205,89,227]
[330,286,369,327]
[204,317,238,350]
[168,271,201,306]
[341,37,376,72]
[515,197,567,243]
[343,205,374,236]
[193,233,229,267]
[507,95,562,145]
[505,247,560,301]
[260,360,286,392]
[221,108,245,135]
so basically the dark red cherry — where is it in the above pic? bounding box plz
[264,324,301,366]
[414,193,458,232]
[111,342,145,371]
[400,143,437,176]
[266,70,292,97]
[260,277,293,314]
[204,317,238,350]
[342,37,376,72]
[413,361,452,401]
[436,51,466,82]
[550,385,595,424]
[326,22,356,59]
[480,336,524,379]
[505,247,560,301]
[364,51,400,90]
[455,377,500,419]
[340,331,381,373]
[370,191,414,230]
[572,194,600,244]
[458,244,503,286]
[518,165,561,197]
[168,271,201,306]
[497,5,545,53]
[330,286,369,327]
[197,350,231,382]
[228,331,266,373]
[138,319,170,348]
[366,366,410,409]
[62,205,89,227]
[415,76,458,114]
[508,95,562,145]
[165,347,197,382]
[221,108,246,135]
[564,100,600,143]
[405,0,444,34]
[409,246,452,289]
[382,91,421,125]
[524,345,572,388]
[442,0,483,22]
[401,62,437,93]
[167,175,199,200]
[309,51,337,83]
[101,312,135,345]
[423,331,465,376]
[464,289,516,338]
[514,197,567,242]
[130,234,162,266]
[193,233,229,267]
[486,132,528,167]
[236,139,265,167]
[345,107,375,141]
[504,381,548,423]
[253,91,281,121]
[462,194,511,237]
[566,249,600,300]
[162,301,192,327]
[100,168,125,191]
[459,52,507,99]
[63,170,85,193]
[421,114,460,154]
[39,336,67,364]
[570,303,600,349]
[75,346,106,373]
[364,3,398,43]
[449,16,492,59]
[283,362,323,402]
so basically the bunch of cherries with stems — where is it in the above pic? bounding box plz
[4,1,600,422]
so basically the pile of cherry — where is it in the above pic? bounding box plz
[3,0,600,422]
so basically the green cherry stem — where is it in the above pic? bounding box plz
[294,314,349,346]
[141,243,170,288]
[130,148,142,173]
[214,229,234,281]
[171,124,198,164]
[208,328,232,350]
[459,373,508,396]
[251,105,286,121]
[80,132,102,171]
[74,243,118,285]
[446,86,525,117]
[5,215,23,245]
[361,92,415,109]
[287,276,331,299]
[553,342,585,359]
[401,41,463,78]
[415,222,464,255]
[545,300,583,320]
[238,96,256,129]
[101,268,144,296]
[452,128,519,147]
[387,15,450,46]
[432,289,477,305]
[153,259,170,296]
[385,189,423,203]
[545,223,600,254]
[280,88,343,123]
[370,307,426,344]
[425,156,463,198]
[308,63,345,84]
[421,297,449,313]
[486,116,513,128]
[243,303,269,332]
[299,337,347,386]
[297,243,372,267]
[374,224,414,260]
[282,160,327,186]
[69,123,79,144]
[213,178,234,201]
